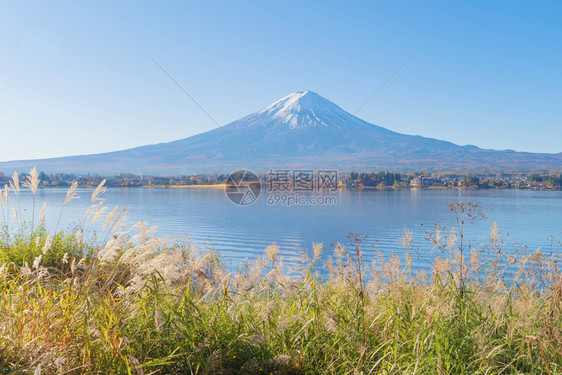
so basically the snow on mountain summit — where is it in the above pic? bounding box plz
[250,90,353,129]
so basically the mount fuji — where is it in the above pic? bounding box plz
[1,91,561,175]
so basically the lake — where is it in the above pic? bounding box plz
[6,187,562,270]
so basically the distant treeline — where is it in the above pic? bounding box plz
[345,171,562,189]
[0,170,560,189]
[348,171,410,187]
[0,171,230,188]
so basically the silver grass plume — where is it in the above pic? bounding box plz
[23,168,41,232]
[55,181,79,233]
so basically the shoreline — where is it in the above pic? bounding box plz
[26,184,562,191]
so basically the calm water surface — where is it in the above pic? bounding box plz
[10,188,562,269]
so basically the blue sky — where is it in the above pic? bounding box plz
[1,0,561,161]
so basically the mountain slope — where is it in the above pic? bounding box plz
[1,91,561,174]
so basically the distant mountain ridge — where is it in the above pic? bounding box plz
[1,91,561,175]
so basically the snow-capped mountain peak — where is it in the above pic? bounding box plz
[254,90,351,129]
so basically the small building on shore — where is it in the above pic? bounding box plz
[410,176,437,188]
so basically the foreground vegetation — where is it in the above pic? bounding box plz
[0,169,561,374]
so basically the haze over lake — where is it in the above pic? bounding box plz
[12,187,562,270]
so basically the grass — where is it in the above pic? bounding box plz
[0,169,561,374]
